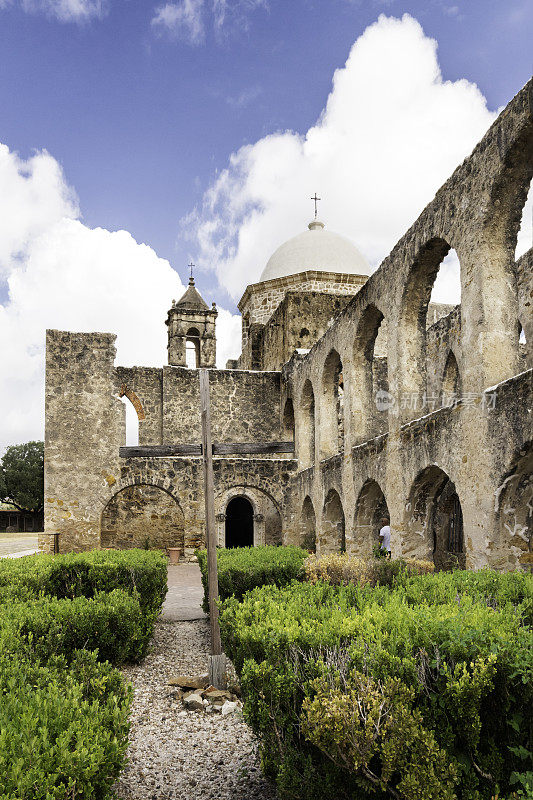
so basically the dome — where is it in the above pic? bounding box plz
[259,220,370,282]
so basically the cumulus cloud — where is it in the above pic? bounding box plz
[0,146,241,451]
[1,0,106,22]
[186,14,499,302]
[151,0,266,43]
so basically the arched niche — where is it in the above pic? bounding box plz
[440,350,461,407]
[320,349,343,459]
[404,466,464,569]
[321,488,345,554]
[300,496,316,552]
[299,380,315,469]
[282,398,295,442]
[353,479,390,558]
[101,484,184,552]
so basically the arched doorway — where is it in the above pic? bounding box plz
[496,441,532,570]
[225,496,254,548]
[353,479,390,557]
[404,466,465,569]
[321,488,345,554]
[300,496,316,552]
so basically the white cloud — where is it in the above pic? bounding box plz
[1,0,106,22]
[0,146,241,451]
[187,14,499,301]
[151,0,205,43]
[151,0,266,43]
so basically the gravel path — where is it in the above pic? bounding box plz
[116,620,278,800]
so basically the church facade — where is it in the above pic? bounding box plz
[43,79,532,570]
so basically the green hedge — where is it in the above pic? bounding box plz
[219,572,533,800]
[0,549,168,799]
[0,651,131,800]
[196,545,307,611]
[0,548,168,619]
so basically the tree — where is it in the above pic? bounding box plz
[0,441,44,513]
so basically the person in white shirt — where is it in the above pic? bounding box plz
[379,517,391,557]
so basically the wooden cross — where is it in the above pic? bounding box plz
[311,192,321,219]
[199,369,225,686]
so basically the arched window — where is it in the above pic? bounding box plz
[321,349,343,459]
[299,380,315,468]
[225,496,254,548]
[185,327,201,368]
[352,305,386,442]
[322,488,345,554]
[118,386,145,447]
[282,398,295,442]
[399,241,461,421]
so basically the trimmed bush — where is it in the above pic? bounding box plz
[196,545,307,610]
[219,573,533,800]
[0,589,150,664]
[0,548,168,619]
[0,548,168,798]
[0,651,131,800]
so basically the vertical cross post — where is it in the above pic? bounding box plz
[199,369,225,686]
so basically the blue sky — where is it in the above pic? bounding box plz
[0,0,531,305]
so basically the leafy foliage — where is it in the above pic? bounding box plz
[0,440,44,512]
[0,548,168,798]
[196,544,307,611]
[219,571,533,800]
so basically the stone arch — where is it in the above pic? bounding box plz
[353,479,390,557]
[440,349,461,407]
[321,488,345,554]
[185,327,201,368]
[321,349,344,459]
[215,485,282,548]
[495,441,532,571]
[299,379,315,468]
[300,496,316,552]
[404,465,464,569]
[398,238,459,420]
[118,385,146,420]
[282,398,295,442]
[352,304,386,442]
[101,482,184,551]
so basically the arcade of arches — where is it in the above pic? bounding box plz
[44,79,532,571]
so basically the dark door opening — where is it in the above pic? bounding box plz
[225,497,254,548]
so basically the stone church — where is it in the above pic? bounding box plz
[43,79,532,570]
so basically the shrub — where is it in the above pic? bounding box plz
[304,552,434,587]
[196,545,307,611]
[219,575,533,800]
[0,548,168,619]
[0,589,150,665]
[0,651,131,800]
[0,549,168,797]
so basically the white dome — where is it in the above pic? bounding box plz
[259,220,370,282]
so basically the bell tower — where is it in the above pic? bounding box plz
[166,274,217,368]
